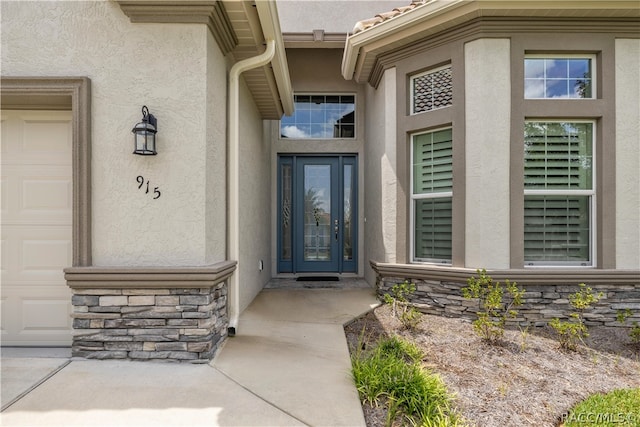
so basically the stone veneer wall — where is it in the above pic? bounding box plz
[71,285,227,362]
[65,262,236,363]
[372,263,640,328]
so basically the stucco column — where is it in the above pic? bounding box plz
[464,38,511,269]
[382,67,398,264]
[615,38,640,269]
[364,67,397,284]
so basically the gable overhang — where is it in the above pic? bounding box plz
[342,0,640,85]
[116,0,293,119]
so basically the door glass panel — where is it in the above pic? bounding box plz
[343,164,353,261]
[304,165,331,261]
[281,163,292,261]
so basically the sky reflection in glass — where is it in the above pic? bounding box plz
[525,58,592,99]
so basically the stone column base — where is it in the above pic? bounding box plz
[65,262,236,363]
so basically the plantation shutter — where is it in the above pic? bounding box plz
[412,129,452,262]
[524,122,593,264]
[524,196,590,263]
[524,123,592,190]
[413,129,453,194]
[414,198,452,261]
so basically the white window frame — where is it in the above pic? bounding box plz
[279,93,357,140]
[410,64,453,115]
[524,54,597,100]
[410,127,453,265]
[523,119,597,267]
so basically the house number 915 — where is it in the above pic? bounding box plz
[136,175,161,199]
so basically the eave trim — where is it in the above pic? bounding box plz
[115,0,238,54]
[342,0,640,83]
[255,1,294,116]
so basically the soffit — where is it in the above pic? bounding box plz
[283,32,347,48]
[222,1,286,120]
[116,0,288,119]
[344,0,640,84]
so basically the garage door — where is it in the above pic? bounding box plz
[1,110,73,346]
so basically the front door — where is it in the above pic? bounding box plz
[278,155,357,273]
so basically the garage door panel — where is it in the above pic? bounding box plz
[1,238,8,275]
[0,288,72,345]
[1,296,15,334]
[2,226,72,277]
[23,118,72,153]
[1,111,71,165]
[18,227,72,281]
[23,298,72,331]
[1,177,8,217]
[23,178,72,211]
[2,165,72,223]
[1,110,73,346]
[22,238,72,272]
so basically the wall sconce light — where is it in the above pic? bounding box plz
[132,106,157,155]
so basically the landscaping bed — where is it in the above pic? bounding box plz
[344,304,640,427]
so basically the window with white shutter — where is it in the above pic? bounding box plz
[524,121,594,265]
[411,128,452,263]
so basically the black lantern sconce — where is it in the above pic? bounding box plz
[132,106,158,155]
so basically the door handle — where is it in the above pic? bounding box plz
[334,219,339,241]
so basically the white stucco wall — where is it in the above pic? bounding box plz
[205,31,230,263]
[1,1,228,266]
[464,38,511,269]
[615,38,640,269]
[238,79,272,313]
[363,67,398,284]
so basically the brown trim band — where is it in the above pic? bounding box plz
[115,1,237,54]
[1,77,92,267]
[371,261,639,285]
[65,261,237,289]
[370,17,640,88]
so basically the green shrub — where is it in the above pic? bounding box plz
[549,316,588,352]
[351,336,462,427]
[383,280,423,330]
[616,309,640,345]
[462,269,525,344]
[562,388,640,427]
[550,283,603,351]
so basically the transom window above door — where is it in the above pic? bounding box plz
[280,94,355,139]
[525,55,595,99]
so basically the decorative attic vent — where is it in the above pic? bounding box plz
[411,65,452,114]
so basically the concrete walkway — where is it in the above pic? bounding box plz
[1,287,379,426]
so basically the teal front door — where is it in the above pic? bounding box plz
[278,155,357,273]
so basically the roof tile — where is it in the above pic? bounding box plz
[352,0,433,34]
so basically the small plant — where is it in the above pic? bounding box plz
[549,317,588,352]
[383,280,423,330]
[351,335,462,426]
[518,326,531,352]
[549,283,603,351]
[462,269,525,344]
[617,309,640,345]
[631,325,640,344]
